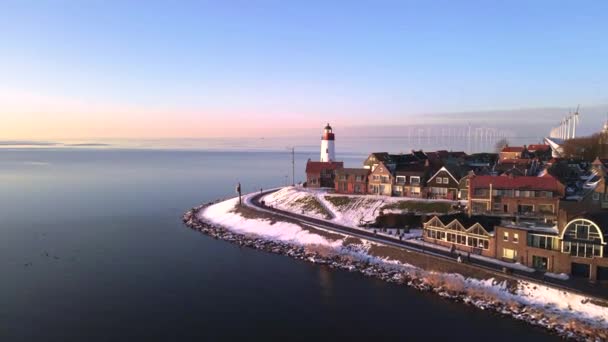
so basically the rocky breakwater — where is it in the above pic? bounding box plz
[183,203,607,341]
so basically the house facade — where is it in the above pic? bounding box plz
[305,160,343,188]
[426,166,460,200]
[393,163,428,198]
[468,174,565,219]
[425,214,608,281]
[499,146,527,161]
[368,161,393,196]
[423,215,499,258]
[335,168,369,194]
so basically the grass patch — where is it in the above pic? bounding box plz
[292,196,332,219]
[382,201,452,214]
[230,204,342,241]
[324,196,355,210]
[343,237,363,246]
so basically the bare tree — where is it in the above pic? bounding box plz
[494,138,509,153]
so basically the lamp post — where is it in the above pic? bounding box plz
[236,182,242,206]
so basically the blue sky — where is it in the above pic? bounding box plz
[1,0,608,138]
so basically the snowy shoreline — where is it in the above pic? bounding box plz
[183,197,608,341]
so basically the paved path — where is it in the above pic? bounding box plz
[248,189,608,301]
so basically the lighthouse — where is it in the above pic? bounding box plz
[320,123,336,162]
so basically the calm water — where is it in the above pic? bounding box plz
[0,148,559,341]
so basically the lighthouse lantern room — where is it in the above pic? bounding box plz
[320,123,336,162]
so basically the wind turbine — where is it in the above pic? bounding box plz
[564,111,572,139]
[572,105,580,139]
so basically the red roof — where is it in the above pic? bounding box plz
[527,144,550,152]
[501,146,525,153]
[471,175,561,191]
[305,161,343,173]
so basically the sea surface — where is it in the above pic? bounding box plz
[0,147,560,341]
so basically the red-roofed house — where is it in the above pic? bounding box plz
[527,144,550,153]
[305,160,343,188]
[468,174,565,218]
[499,145,528,161]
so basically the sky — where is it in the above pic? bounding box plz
[1,0,608,140]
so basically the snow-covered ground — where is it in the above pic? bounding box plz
[200,195,608,329]
[202,196,342,248]
[262,186,458,228]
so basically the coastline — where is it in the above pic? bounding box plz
[183,199,608,341]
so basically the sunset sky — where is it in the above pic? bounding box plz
[2,1,608,139]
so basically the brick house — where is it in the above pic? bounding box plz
[468,174,565,219]
[494,213,608,281]
[423,215,501,258]
[499,145,528,161]
[559,157,608,217]
[426,165,461,200]
[425,213,608,281]
[458,171,474,200]
[495,223,567,272]
[368,161,393,196]
[393,163,428,197]
[305,160,343,188]
[335,168,369,194]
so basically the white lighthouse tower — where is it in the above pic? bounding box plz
[320,123,336,162]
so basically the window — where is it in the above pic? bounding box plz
[410,176,420,184]
[480,239,489,250]
[431,187,448,195]
[563,241,602,258]
[532,255,548,271]
[436,177,443,184]
[576,224,590,240]
[372,175,380,181]
[456,235,467,245]
[443,177,449,184]
[355,175,364,182]
[538,204,554,214]
[354,184,361,193]
[502,248,517,260]
[467,237,477,247]
[447,233,455,242]
[396,176,406,183]
[527,234,559,251]
[503,232,509,241]
[518,204,534,213]
[593,192,600,201]
[411,187,421,195]
[339,175,346,181]
[513,233,519,243]
[380,176,390,183]
[473,188,489,197]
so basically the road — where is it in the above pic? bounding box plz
[247,189,608,301]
